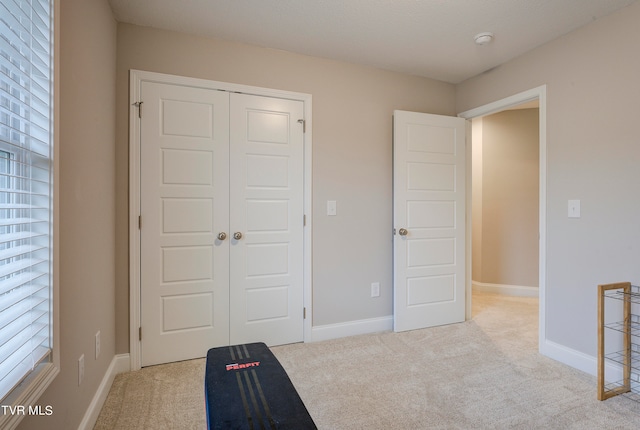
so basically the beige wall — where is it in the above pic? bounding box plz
[458,1,640,356]
[472,109,539,288]
[19,0,117,429]
[114,24,456,352]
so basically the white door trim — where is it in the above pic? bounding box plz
[128,70,313,370]
[458,85,547,354]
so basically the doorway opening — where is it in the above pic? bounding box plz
[459,85,547,353]
[471,102,540,297]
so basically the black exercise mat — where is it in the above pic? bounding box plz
[205,342,317,430]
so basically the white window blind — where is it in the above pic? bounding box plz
[0,0,53,402]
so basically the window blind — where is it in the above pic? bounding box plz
[0,0,53,402]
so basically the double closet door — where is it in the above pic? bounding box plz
[139,82,304,367]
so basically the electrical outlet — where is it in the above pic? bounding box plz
[78,354,84,386]
[371,282,380,298]
[95,331,101,359]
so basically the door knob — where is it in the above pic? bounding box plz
[217,232,227,241]
[398,228,408,236]
[233,232,243,240]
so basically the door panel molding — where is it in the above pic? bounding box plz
[393,111,466,332]
[139,82,230,366]
[229,93,305,345]
[129,70,313,370]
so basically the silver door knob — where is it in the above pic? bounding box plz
[399,228,408,236]
[217,232,227,241]
[233,232,243,240]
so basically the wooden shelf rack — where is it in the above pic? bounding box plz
[597,282,640,401]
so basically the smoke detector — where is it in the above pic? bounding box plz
[474,32,494,45]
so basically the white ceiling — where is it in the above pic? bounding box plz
[108,0,638,84]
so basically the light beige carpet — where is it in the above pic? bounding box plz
[94,292,640,429]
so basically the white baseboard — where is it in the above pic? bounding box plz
[78,353,130,430]
[540,339,596,376]
[540,339,624,382]
[311,315,393,342]
[473,281,539,297]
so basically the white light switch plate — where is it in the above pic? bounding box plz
[327,200,337,216]
[568,200,580,218]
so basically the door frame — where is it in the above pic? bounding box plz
[458,85,547,353]
[128,70,313,370]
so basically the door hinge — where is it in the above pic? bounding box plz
[303,214,306,226]
[297,119,306,133]
[133,101,143,118]
[303,307,306,319]
[139,327,142,341]
[138,215,142,229]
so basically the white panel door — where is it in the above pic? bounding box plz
[140,82,230,366]
[229,93,305,345]
[393,110,466,332]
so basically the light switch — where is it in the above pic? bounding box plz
[568,200,580,218]
[327,200,337,216]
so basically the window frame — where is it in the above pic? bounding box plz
[0,0,59,427]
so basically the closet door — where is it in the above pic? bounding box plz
[140,82,230,366]
[139,82,306,367]
[229,93,305,346]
